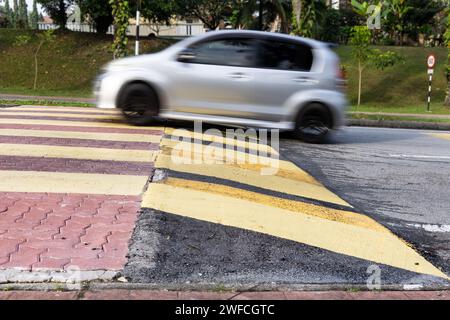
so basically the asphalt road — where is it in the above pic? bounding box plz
[124,126,450,288]
[280,127,450,276]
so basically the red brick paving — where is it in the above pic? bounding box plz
[0,290,448,300]
[0,192,142,271]
[0,105,164,273]
[0,156,155,175]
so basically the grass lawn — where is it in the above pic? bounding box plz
[1,29,449,115]
[350,103,450,115]
[349,113,450,124]
[0,29,175,98]
[335,45,449,112]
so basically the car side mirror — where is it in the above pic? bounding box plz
[177,49,196,63]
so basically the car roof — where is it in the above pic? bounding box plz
[175,30,327,49]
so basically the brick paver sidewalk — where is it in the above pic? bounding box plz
[0,106,163,282]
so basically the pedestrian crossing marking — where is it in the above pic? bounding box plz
[0,171,148,196]
[0,143,158,162]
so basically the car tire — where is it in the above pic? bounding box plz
[293,103,332,144]
[118,83,159,126]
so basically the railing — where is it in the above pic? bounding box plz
[37,22,206,37]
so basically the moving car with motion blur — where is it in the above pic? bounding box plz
[94,30,347,143]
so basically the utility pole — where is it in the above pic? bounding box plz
[135,0,141,56]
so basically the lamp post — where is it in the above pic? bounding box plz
[135,0,141,56]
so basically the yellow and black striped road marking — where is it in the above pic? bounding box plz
[428,133,450,141]
[143,127,449,280]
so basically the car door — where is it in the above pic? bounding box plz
[169,37,257,119]
[251,39,316,122]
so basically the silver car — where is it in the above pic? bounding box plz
[95,30,347,142]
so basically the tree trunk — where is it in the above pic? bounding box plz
[292,0,302,33]
[445,79,450,107]
[358,62,362,107]
[34,40,44,90]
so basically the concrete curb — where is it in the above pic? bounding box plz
[348,119,450,131]
[1,280,449,293]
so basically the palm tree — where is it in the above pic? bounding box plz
[292,0,302,34]
[232,0,290,33]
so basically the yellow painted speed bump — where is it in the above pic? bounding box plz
[142,127,449,279]
[142,182,448,279]
[155,153,350,207]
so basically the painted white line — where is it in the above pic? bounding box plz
[390,154,450,160]
[407,224,450,233]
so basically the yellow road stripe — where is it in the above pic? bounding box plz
[0,111,121,120]
[160,143,320,186]
[165,127,279,155]
[0,118,164,131]
[429,133,450,141]
[14,106,119,114]
[142,183,448,279]
[0,143,158,162]
[155,153,350,207]
[165,177,385,232]
[0,171,147,196]
[0,128,162,143]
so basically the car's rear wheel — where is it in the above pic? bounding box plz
[118,83,159,126]
[294,103,332,143]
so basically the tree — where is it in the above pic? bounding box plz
[110,0,130,59]
[30,0,39,29]
[4,0,13,27]
[176,0,231,31]
[385,0,412,45]
[231,0,290,33]
[299,0,327,38]
[291,0,301,34]
[13,0,18,28]
[350,26,402,107]
[18,0,28,28]
[139,0,175,35]
[38,0,74,29]
[33,29,55,89]
[77,0,113,34]
[445,4,450,106]
[402,0,446,45]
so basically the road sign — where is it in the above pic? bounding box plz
[426,54,436,112]
[427,54,436,69]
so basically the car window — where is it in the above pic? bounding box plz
[257,40,313,72]
[189,38,256,68]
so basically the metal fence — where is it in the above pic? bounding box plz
[38,22,206,37]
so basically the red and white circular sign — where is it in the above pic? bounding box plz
[427,54,436,69]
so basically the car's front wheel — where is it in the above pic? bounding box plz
[294,103,332,144]
[118,83,159,126]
